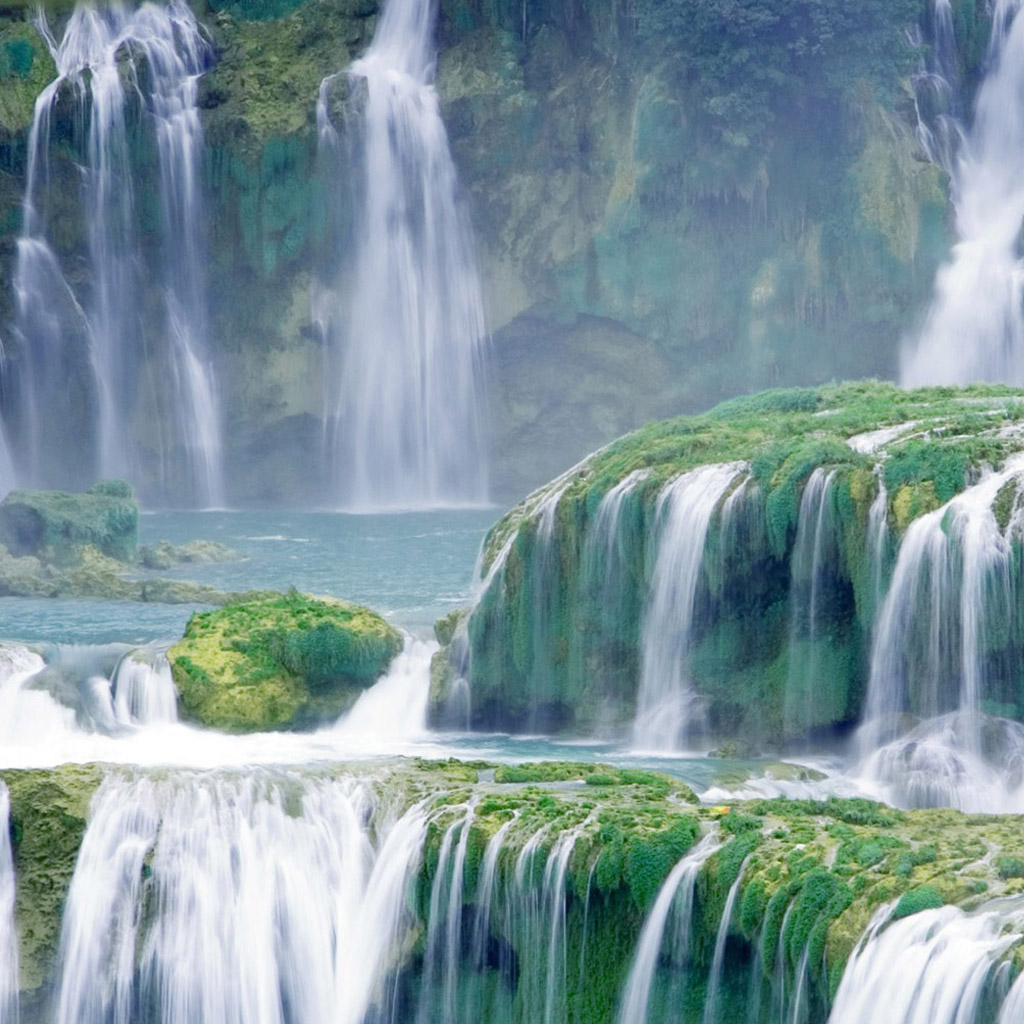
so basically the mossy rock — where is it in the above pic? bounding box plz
[1,765,104,994]
[168,590,403,731]
[0,481,139,563]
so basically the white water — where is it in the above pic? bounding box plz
[903,0,1024,385]
[786,469,837,736]
[11,0,223,504]
[828,902,1024,1024]
[634,464,744,751]
[0,785,16,1024]
[317,0,488,510]
[56,772,428,1024]
[335,636,434,743]
[617,833,719,1024]
[702,857,750,1024]
[858,460,1024,808]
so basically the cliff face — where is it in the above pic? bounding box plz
[0,0,985,503]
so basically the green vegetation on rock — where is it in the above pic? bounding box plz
[463,382,1024,742]
[168,589,403,731]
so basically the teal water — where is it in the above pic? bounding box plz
[0,509,496,645]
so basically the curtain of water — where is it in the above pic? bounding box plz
[316,0,488,511]
[10,0,223,504]
[903,0,1024,385]
[633,464,744,751]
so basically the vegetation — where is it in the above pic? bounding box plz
[463,382,1024,742]
[7,758,1024,1020]
[168,589,403,731]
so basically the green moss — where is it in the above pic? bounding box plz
[168,590,402,731]
[1,765,105,992]
[891,885,944,920]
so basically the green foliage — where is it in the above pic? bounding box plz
[995,856,1024,880]
[168,590,402,731]
[891,885,944,920]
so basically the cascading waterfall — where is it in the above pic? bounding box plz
[55,772,429,1024]
[828,903,1024,1024]
[902,0,1024,385]
[633,464,744,751]
[10,0,224,505]
[785,469,838,736]
[317,0,488,511]
[912,0,964,175]
[0,784,17,1024]
[702,858,751,1024]
[617,833,719,1024]
[859,459,1024,810]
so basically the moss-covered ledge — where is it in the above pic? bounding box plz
[4,760,1024,1022]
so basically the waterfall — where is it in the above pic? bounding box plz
[859,459,1024,810]
[828,903,1024,1024]
[0,784,17,1024]
[633,464,744,751]
[702,857,750,1024]
[55,772,429,1024]
[902,0,1024,385]
[334,636,434,742]
[785,469,838,737]
[110,648,179,726]
[912,0,964,175]
[317,0,488,511]
[617,833,719,1024]
[10,0,224,505]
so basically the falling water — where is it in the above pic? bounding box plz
[912,0,964,175]
[828,902,1024,1024]
[859,459,1024,809]
[317,0,488,510]
[55,772,429,1024]
[902,0,1024,385]
[634,464,744,751]
[0,784,17,1024]
[785,469,837,736]
[617,834,719,1024]
[11,0,224,504]
[702,857,750,1024]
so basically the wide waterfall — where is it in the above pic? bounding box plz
[8,0,224,506]
[902,0,1024,385]
[316,0,488,511]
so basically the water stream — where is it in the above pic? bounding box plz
[9,0,223,505]
[316,0,488,511]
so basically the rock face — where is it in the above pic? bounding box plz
[0,481,138,563]
[4,760,1024,1022]
[458,382,1024,744]
[168,590,404,731]
[0,0,982,503]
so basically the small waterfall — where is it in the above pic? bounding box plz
[110,649,179,726]
[702,857,750,1024]
[866,475,889,622]
[617,833,719,1024]
[10,0,223,505]
[317,0,488,511]
[55,772,428,1024]
[0,784,17,1024]
[828,903,1024,1024]
[634,464,744,751]
[785,469,837,737]
[335,636,434,741]
[902,0,1024,385]
[912,0,965,175]
[859,460,1024,808]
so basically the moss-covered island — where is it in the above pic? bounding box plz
[454,381,1024,742]
[167,590,404,731]
[4,759,1024,1022]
